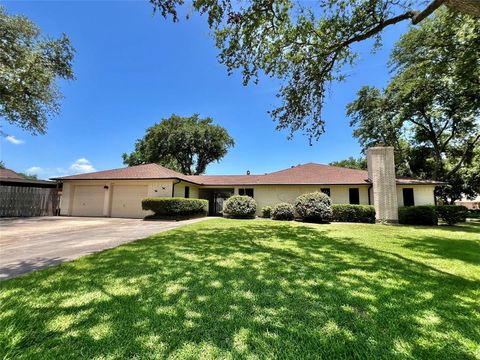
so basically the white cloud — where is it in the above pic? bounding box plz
[26,166,43,175]
[69,158,96,174]
[5,135,24,145]
[24,158,96,179]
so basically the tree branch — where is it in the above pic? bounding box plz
[447,132,480,177]
[412,0,446,24]
[335,11,417,51]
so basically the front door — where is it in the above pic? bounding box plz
[199,189,234,216]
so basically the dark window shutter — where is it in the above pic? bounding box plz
[184,186,190,198]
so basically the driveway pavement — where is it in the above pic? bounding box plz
[0,216,209,280]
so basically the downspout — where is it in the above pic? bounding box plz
[172,179,181,197]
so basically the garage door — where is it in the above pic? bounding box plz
[72,186,105,217]
[111,185,148,218]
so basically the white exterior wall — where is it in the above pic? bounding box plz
[60,179,174,217]
[396,185,436,207]
[173,181,200,198]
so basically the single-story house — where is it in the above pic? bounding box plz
[53,147,443,222]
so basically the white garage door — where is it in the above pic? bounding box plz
[111,185,148,218]
[72,186,105,217]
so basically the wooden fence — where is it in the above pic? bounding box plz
[0,186,60,217]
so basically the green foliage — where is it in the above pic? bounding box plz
[148,0,463,141]
[261,206,272,218]
[0,160,5,169]
[294,192,332,223]
[436,205,468,225]
[399,206,438,226]
[18,172,38,180]
[271,202,295,221]
[332,204,375,223]
[122,114,234,175]
[142,197,208,218]
[329,157,367,170]
[467,209,480,219]
[223,195,257,219]
[348,9,480,202]
[0,6,75,134]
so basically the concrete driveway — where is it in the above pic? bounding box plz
[0,216,209,280]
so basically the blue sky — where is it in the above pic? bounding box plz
[1,1,408,179]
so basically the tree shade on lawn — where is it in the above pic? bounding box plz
[1,219,479,359]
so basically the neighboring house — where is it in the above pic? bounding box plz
[0,168,60,217]
[53,147,443,222]
[455,196,480,210]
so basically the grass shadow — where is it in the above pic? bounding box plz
[1,219,479,359]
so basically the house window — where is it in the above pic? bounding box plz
[239,188,254,197]
[349,188,360,204]
[403,188,415,206]
[320,188,331,197]
[184,186,190,198]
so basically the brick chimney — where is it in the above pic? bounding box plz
[367,146,399,223]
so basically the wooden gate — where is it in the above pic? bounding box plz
[0,186,60,217]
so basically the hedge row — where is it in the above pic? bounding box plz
[332,204,376,223]
[142,198,208,219]
[265,192,375,224]
[399,205,468,225]
[467,209,480,219]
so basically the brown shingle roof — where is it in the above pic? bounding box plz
[186,163,370,185]
[0,168,25,180]
[52,163,194,182]
[53,162,444,186]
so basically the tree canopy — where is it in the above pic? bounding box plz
[122,114,235,175]
[0,6,75,135]
[150,0,479,141]
[347,9,480,202]
[329,157,367,170]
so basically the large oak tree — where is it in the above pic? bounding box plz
[150,0,479,141]
[122,114,235,175]
[0,7,75,135]
[347,9,480,202]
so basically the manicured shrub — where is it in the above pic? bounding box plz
[467,209,480,219]
[436,205,468,225]
[223,195,257,219]
[142,198,208,219]
[398,206,438,225]
[332,204,375,223]
[272,203,295,221]
[262,206,272,218]
[294,192,332,223]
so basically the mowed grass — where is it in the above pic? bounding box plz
[1,219,479,359]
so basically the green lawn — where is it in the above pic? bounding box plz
[1,219,479,359]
